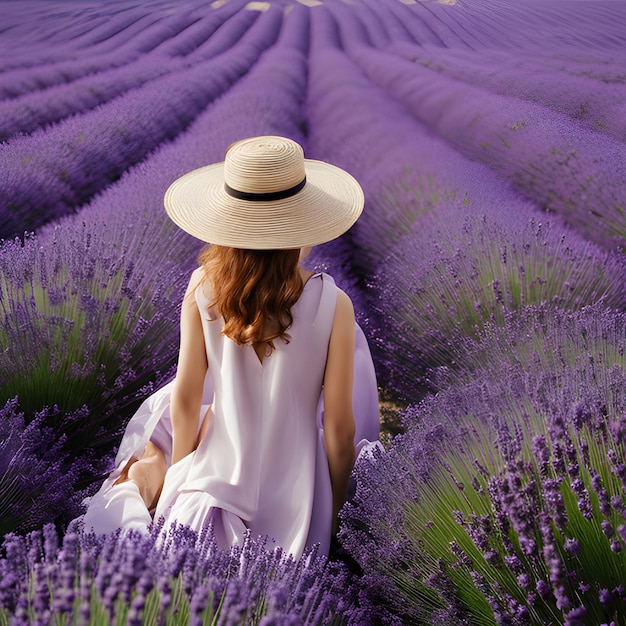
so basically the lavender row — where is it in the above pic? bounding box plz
[0,1,203,63]
[182,7,265,63]
[0,55,183,142]
[345,0,626,52]
[416,0,626,52]
[341,303,626,624]
[0,8,282,239]
[351,0,626,72]
[388,42,626,143]
[326,0,480,51]
[0,5,259,142]
[0,36,149,100]
[151,0,250,58]
[306,7,537,267]
[0,522,381,624]
[373,203,626,398]
[0,3,221,99]
[343,42,626,249]
[76,1,252,60]
[0,7,153,74]
[0,8,115,66]
[74,6,204,57]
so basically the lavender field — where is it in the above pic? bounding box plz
[1,0,626,623]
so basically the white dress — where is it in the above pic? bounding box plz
[82,273,380,558]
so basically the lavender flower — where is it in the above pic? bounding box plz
[0,398,91,534]
[373,210,626,398]
[0,521,371,623]
[564,605,587,626]
[571,479,593,521]
[564,538,580,556]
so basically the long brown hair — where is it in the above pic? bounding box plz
[198,245,304,349]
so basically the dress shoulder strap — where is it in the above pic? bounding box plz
[314,272,338,337]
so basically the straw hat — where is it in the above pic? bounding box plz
[164,135,364,249]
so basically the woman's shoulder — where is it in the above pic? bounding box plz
[190,266,204,284]
[188,267,212,305]
[334,288,355,325]
[181,267,205,300]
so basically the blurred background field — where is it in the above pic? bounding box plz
[1,0,626,623]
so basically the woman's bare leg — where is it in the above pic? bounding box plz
[113,442,166,510]
[111,407,210,510]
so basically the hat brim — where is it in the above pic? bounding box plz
[164,159,364,249]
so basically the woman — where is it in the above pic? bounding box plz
[82,136,379,558]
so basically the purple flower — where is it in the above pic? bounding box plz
[591,473,611,516]
[564,538,580,556]
[532,435,550,477]
[601,520,615,538]
[564,605,587,625]
[536,579,551,599]
[599,588,613,605]
[608,449,626,491]
[570,480,593,520]
[611,496,626,516]
[484,550,501,568]
[609,415,626,444]
[542,478,568,528]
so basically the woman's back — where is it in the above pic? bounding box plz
[155,272,339,555]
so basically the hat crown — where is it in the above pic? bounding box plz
[224,136,306,195]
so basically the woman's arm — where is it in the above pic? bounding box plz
[170,268,209,465]
[323,289,357,534]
